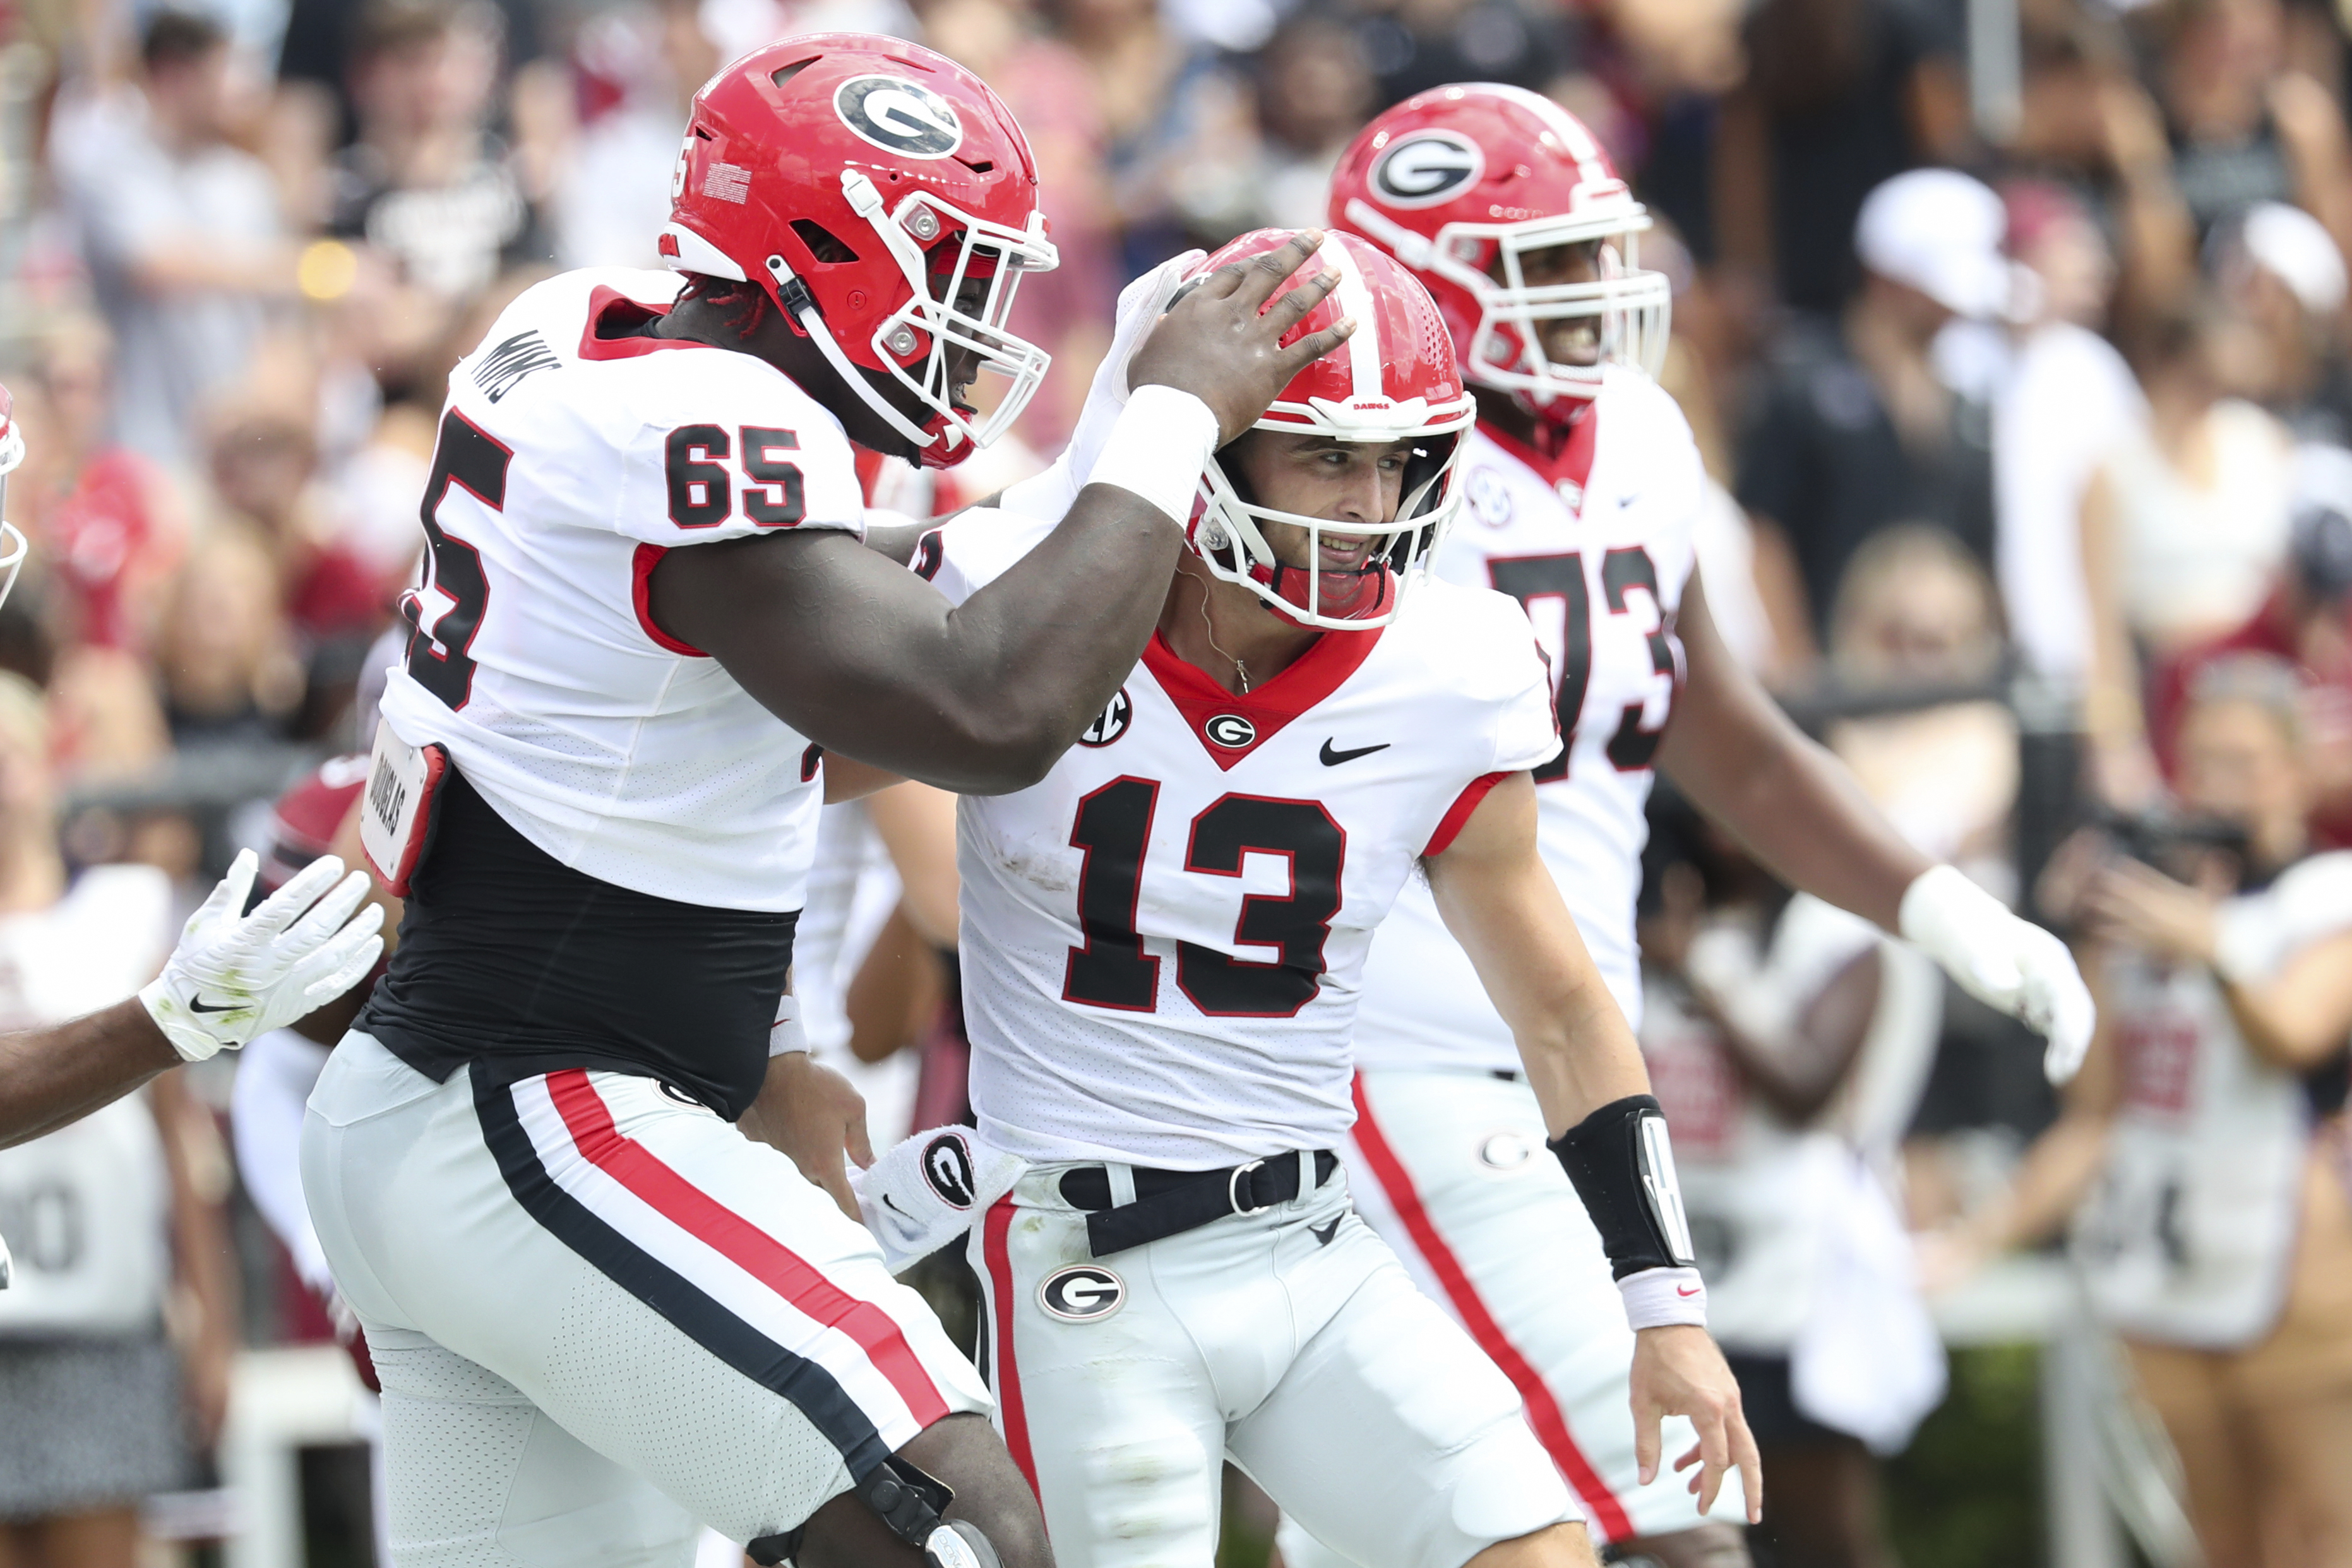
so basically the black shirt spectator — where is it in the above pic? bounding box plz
[1736,313,1996,640]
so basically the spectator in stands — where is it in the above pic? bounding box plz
[58,9,294,470]
[2149,445,2352,848]
[1991,181,2147,688]
[153,528,303,752]
[0,674,237,1568]
[1935,655,2352,1568]
[2212,200,2352,442]
[1824,525,2019,869]
[2082,303,2295,806]
[1346,0,1577,110]
[1245,13,1377,232]
[1735,169,2003,650]
[2154,0,2352,262]
[1712,0,1969,315]
[8,316,184,656]
[1638,790,1944,1568]
[205,401,389,649]
[329,0,552,396]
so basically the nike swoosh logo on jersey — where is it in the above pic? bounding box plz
[1676,1285,1700,1297]
[1320,739,1390,766]
[187,995,240,1015]
[1311,1218,1341,1247]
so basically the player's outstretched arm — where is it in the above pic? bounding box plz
[0,852,384,1151]
[1661,569,2094,1081]
[1425,772,1762,1524]
[655,232,1356,796]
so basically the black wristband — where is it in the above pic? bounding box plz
[1548,1093,1697,1280]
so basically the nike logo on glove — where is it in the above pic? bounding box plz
[187,995,241,1015]
[1320,739,1390,766]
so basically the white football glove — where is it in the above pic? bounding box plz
[1899,864,2095,1084]
[999,246,1207,523]
[139,850,386,1063]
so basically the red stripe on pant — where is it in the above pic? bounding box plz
[542,1070,950,1425]
[1348,1074,1636,1541]
[981,1197,1040,1498]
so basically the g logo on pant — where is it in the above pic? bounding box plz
[1038,1264,1125,1322]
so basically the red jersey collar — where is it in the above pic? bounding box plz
[1480,403,1599,507]
[1142,622,1384,771]
[577,285,714,361]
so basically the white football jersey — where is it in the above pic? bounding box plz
[377,268,864,912]
[2074,854,2352,1346]
[0,868,175,1334]
[927,508,1559,1169]
[1357,367,1707,1072]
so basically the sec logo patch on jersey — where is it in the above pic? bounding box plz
[1080,688,1132,747]
[1039,1264,1126,1321]
[1369,131,1484,208]
[834,75,964,159]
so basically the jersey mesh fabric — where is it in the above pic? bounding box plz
[1354,370,1704,1071]
[930,508,1558,1168]
[378,268,863,913]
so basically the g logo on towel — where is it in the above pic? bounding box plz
[922,1133,977,1209]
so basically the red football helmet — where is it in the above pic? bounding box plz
[660,34,1058,468]
[1185,230,1474,629]
[1328,83,1668,415]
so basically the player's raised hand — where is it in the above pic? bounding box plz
[1630,1324,1762,1525]
[1126,229,1357,444]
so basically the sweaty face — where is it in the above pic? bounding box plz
[1226,431,1417,576]
[1491,239,1605,367]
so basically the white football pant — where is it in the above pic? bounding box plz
[301,1032,990,1568]
[1278,1069,1744,1567]
[969,1151,1580,1568]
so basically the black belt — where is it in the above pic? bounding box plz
[1060,1150,1339,1257]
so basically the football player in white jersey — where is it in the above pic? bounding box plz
[1200,86,2091,1568]
[295,34,1356,1568]
[888,229,1758,1568]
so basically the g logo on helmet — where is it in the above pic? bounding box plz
[1038,1264,1125,1322]
[834,76,964,160]
[1370,131,1484,209]
[921,1133,977,1209]
[1205,713,1256,749]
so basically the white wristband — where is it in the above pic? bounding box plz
[768,995,809,1057]
[1618,1266,1708,1330]
[1087,384,1219,526]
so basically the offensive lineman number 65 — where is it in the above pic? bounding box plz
[404,412,808,711]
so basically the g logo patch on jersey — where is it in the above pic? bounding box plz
[1206,713,1257,749]
[1369,131,1484,208]
[834,76,964,159]
[1038,1264,1125,1321]
[921,1133,977,1209]
[1080,688,1132,747]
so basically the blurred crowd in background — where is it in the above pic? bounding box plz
[9,0,2352,1560]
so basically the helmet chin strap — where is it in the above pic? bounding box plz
[763,254,945,455]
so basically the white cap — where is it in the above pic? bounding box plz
[2241,201,2348,316]
[1855,168,2021,321]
